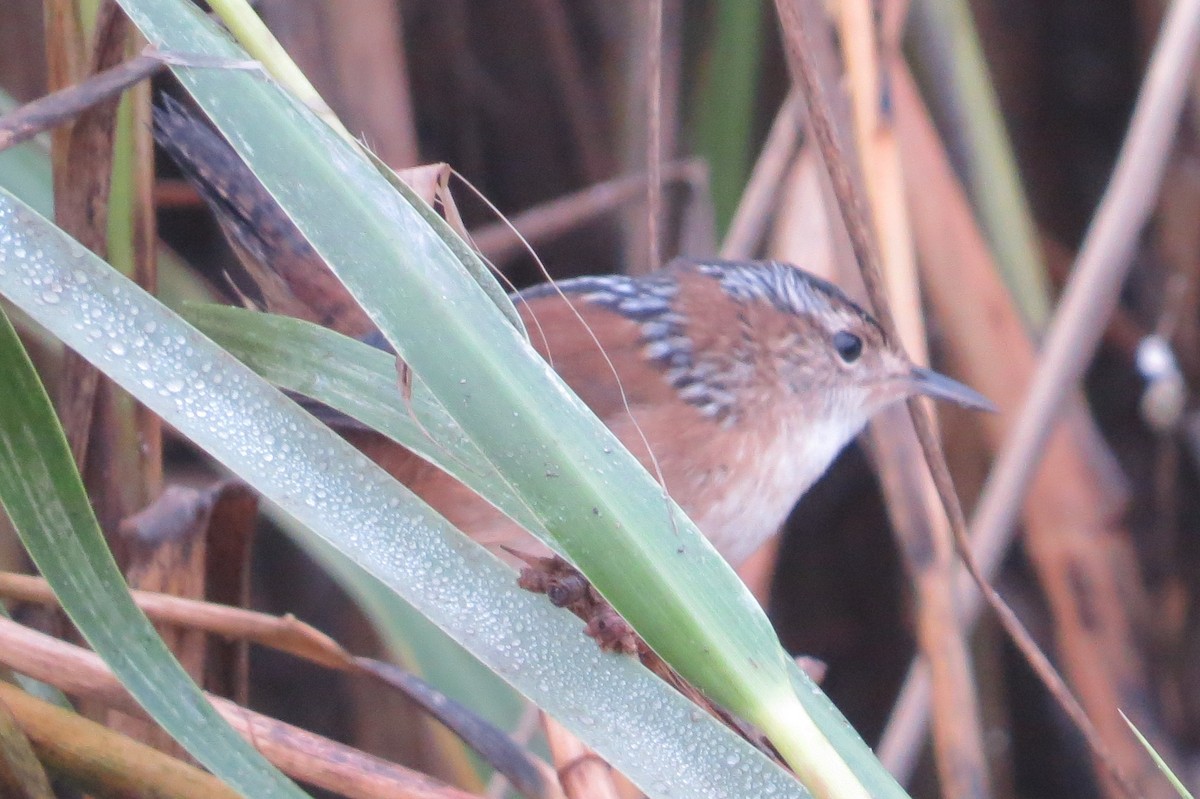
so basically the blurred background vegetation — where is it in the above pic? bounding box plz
[1,1,1198,798]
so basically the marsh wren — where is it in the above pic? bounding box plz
[155,100,992,567]
[382,259,993,566]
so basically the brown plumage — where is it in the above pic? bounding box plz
[155,101,992,568]
[343,259,989,566]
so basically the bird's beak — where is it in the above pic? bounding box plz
[908,366,997,413]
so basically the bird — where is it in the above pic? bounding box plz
[153,98,993,571]
[374,259,993,568]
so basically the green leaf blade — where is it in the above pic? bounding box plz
[0,187,810,799]
[0,300,308,797]
[41,1,913,791]
[119,0,792,717]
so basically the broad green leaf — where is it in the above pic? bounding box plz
[0,89,214,311]
[382,163,527,335]
[72,0,906,791]
[2,85,519,786]
[183,305,551,544]
[185,305,919,793]
[186,307,526,780]
[0,187,810,798]
[117,0,810,751]
[0,304,306,798]
[269,511,526,775]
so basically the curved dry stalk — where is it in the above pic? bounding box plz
[0,681,239,799]
[0,685,54,799]
[0,571,353,668]
[542,714,624,799]
[0,615,482,799]
[831,1,992,795]
[0,572,560,799]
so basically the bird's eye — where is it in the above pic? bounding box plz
[833,330,863,363]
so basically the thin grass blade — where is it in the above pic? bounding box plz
[0,306,307,798]
[0,186,811,799]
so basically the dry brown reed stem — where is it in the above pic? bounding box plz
[0,616,483,799]
[966,0,1200,640]
[616,1,681,274]
[0,571,355,668]
[0,681,239,799]
[0,572,560,799]
[0,686,54,799]
[42,0,84,200]
[831,2,991,795]
[721,92,803,260]
[127,59,163,500]
[772,0,1137,795]
[838,0,921,353]
[886,60,1174,797]
[49,2,126,471]
[881,0,912,47]
[542,714,623,799]
[863,419,991,799]
[876,660,931,782]
[646,0,664,272]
